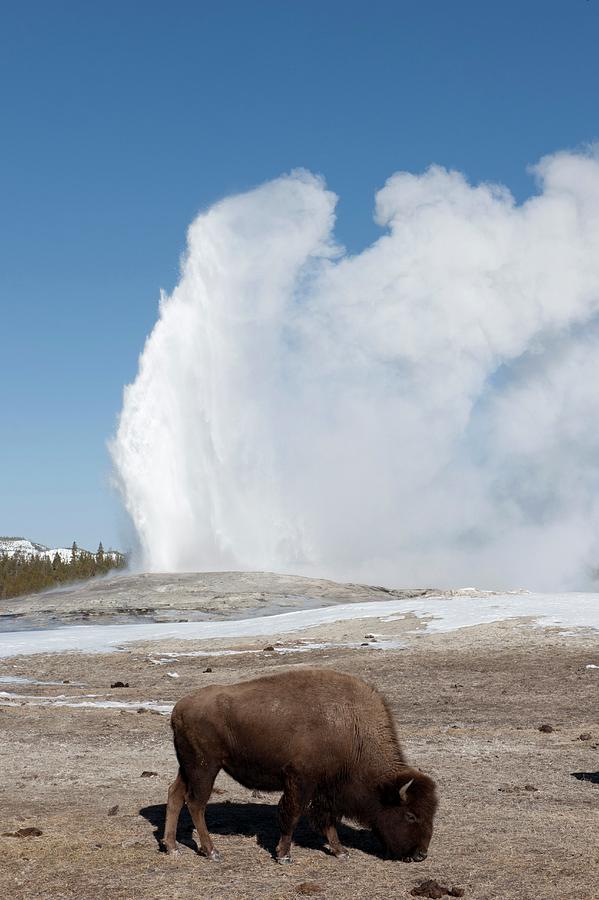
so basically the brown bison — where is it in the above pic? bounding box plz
[163,668,438,863]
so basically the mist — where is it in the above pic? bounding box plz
[110,149,599,590]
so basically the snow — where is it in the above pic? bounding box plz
[0,674,84,686]
[0,590,598,658]
[0,538,50,556]
[272,639,407,654]
[0,537,72,561]
[0,690,172,715]
[147,638,406,664]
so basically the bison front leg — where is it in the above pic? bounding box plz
[323,822,349,859]
[309,800,349,859]
[162,770,186,854]
[276,771,311,864]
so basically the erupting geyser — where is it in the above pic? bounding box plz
[111,150,599,589]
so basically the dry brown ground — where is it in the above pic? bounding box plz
[1,623,598,900]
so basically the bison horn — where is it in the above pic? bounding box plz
[399,778,414,801]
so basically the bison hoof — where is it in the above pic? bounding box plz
[403,851,427,863]
[202,849,221,862]
[335,850,350,860]
[276,855,292,865]
[164,846,179,857]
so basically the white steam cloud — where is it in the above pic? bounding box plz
[111,149,599,590]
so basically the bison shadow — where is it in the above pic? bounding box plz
[139,800,382,859]
[571,771,599,785]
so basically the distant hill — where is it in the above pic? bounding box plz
[0,537,127,601]
[0,537,122,563]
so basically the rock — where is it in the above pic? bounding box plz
[203,667,213,673]
[137,707,147,714]
[110,681,129,688]
[538,723,554,733]
[572,771,599,783]
[499,784,538,794]
[364,634,375,639]
[360,642,369,646]
[578,733,592,741]
[140,771,158,778]
[2,827,43,838]
[107,805,119,816]
[297,883,324,895]
[411,881,465,899]
[263,645,275,652]
[411,881,445,899]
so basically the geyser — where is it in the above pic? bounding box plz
[111,150,599,589]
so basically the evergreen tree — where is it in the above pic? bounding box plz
[71,541,78,560]
[0,543,127,599]
[96,541,104,563]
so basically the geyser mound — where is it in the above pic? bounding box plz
[111,152,599,589]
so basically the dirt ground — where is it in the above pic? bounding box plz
[1,618,598,900]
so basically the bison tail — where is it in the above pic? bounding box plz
[172,730,196,789]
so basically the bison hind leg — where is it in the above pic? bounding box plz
[185,760,221,860]
[163,770,186,854]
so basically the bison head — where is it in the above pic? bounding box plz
[374,768,438,861]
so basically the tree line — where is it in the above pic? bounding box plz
[0,542,127,600]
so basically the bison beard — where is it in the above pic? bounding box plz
[162,668,438,863]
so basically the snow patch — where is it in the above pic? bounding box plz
[148,638,406,663]
[0,591,597,658]
[0,674,85,686]
[0,690,172,715]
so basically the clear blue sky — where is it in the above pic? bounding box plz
[1,0,597,552]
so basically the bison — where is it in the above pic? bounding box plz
[163,667,438,863]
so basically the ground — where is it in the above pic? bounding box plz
[0,576,598,900]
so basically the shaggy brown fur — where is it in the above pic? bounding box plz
[163,668,438,864]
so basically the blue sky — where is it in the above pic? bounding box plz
[1,0,598,552]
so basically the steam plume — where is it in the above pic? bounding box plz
[111,150,599,589]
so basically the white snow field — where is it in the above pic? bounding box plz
[0,590,597,658]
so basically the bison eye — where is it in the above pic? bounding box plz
[405,811,418,824]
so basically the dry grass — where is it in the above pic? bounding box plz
[1,624,598,900]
